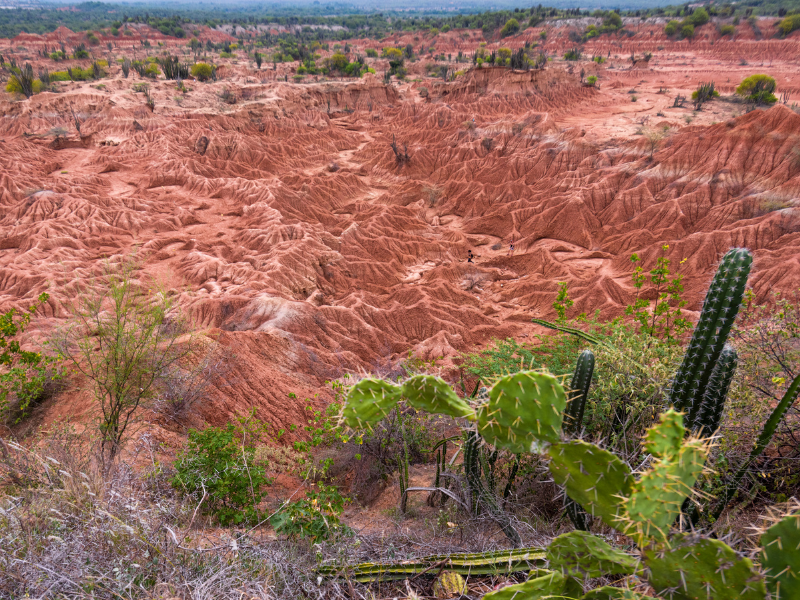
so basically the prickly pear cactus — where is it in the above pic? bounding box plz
[621,411,708,545]
[432,571,468,599]
[547,530,639,579]
[341,378,401,429]
[482,570,582,600]
[548,440,633,529]
[645,536,767,600]
[477,371,567,453]
[401,374,475,419]
[759,509,800,599]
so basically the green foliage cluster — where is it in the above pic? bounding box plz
[736,73,778,104]
[190,62,213,81]
[665,8,708,38]
[172,413,272,526]
[499,18,520,37]
[0,293,62,422]
[584,11,623,39]
[269,484,352,543]
[777,12,800,35]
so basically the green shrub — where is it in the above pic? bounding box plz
[681,23,695,38]
[172,415,272,526]
[270,484,351,543]
[0,293,63,422]
[664,20,680,35]
[365,48,378,57]
[190,62,213,81]
[720,24,735,36]
[500,18,520,38]
[6,65,41,97]
[778,13,800,36]
[586,75,598,86]
[736,73,777,104]
[563,48,581,61]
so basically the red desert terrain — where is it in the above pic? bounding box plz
[1,19,799,440]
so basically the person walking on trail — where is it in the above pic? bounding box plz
[467,250,474,263]
[507,240,515,256]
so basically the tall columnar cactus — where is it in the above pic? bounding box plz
[669,248,752,416]
[564,350,595,531]
[565,349,595,435]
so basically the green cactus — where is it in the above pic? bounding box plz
[712,373,800,521]
[340,378,401,429]
[565,349,595,435]
[547,530,639,579]
[669,248,752,416]
[477,371,567,453]
[549,440,633,529]
[401,374,475,419]
[759,508,800,599]
[396,406,410,512]
[318,546,546,582]
[690,344,737,436]
[622,411,708,545]
[482,570,582,600]
[565,350,595,531]
[645,536,767,600]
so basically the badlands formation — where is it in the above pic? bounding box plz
[1,19,800,436]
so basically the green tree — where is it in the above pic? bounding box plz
[190,62,213,81]
[500,18,520,38]
[52,258,197,472]
[690,7,709,26]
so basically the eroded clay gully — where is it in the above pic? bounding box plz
[1,19,799,439]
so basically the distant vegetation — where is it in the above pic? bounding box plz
[0,0,799,43]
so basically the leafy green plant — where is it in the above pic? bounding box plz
[0,293,62,422]
[172,413,272,526]
[736,74,777,105]
[270,484,351,543]
[625,244,690,344]
[553,282,574,321]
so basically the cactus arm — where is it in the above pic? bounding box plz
[532,318,605,345]
[669,248,752,413]
[711,372,800,521]
[689,344,737,435]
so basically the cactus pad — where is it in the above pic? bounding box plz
[477,371,567,453]
[547,530,638,579]
[645,536,767,600]
[622,413,708,545]
[548,440,633,531]
[401,374,475,419]
[483,571,580,600]
[341,378,401,429]
[642,409,685,460]
[760,510,800,599]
